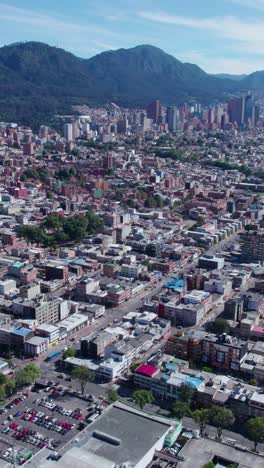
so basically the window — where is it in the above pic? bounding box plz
[216,351,225,363]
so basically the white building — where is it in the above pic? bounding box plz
[36,323,60,346]
[64,123,73,142]
[0,279,16,296]
[24,336,49,357]
[58,313,88,336]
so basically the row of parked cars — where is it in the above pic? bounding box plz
[2,424,49,448]
[39,398,84,420]
[4,393,29,410]
[20,408,76,434]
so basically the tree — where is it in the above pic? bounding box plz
[44,213,63,232]
[71,366,94,395]
[130,362,143,373]
[171,401,192,419]
[193,409,210,435]
[245,224,255,232]
[133,390,154,410]
[0,386,6,400]
[63,216,88,242]
[14,364,41,388]
[4,379,15,397]
[0,374,7,386]
[245,417,264,451]
[203,463,215,468]
[179,383,195,404]
[202,366,214,373]
[248,378,257,386]
[209,406,235,439]
[207,318,230,335]
[107,385,118,402]
[63,348,77,359]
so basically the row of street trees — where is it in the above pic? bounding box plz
[131,385,264,452]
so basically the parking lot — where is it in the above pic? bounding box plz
[0,386,101,465]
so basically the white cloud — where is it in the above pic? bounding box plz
[0,2,120,38]
[230,0,264,11]
[176,50,264,74]
[138,10,264,45]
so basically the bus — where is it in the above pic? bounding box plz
[46,351,61,362]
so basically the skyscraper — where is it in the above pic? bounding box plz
[167,106,179,132]
[146,100,161,124]
[103,153,113,170]
[64,123,74,142]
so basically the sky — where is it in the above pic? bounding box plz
[1,0,264,74]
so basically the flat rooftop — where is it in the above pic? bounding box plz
[179,436,264,468]
[82,403,172,466]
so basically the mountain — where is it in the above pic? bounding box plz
[214,73,247,81]
[0,41,247,128]
[241,70,264,90]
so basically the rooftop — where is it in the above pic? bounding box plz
[75,403,174,467]
[135,363,159,377]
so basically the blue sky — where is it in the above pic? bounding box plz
[1,0,264,74]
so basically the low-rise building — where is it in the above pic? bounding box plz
[24,336,49,357]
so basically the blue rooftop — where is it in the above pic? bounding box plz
[162,374,170,380]
[164,279,185,290]
[12,328,31,337]
[185,376,203,390]
[165,363,177,372]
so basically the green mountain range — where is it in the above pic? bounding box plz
[0,41,261,128]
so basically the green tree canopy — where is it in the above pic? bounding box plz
[15,364,41,388]
[245,417,264,451]
[179,383,195,404]
[71,366,94,395]
[63,348,77,359]
[171,401,192,419]
[206,318,230,335]
[0,374,7,386]
[209,406,235,439]
[193,409,210,435]
[107,385,118,402]
[133,389,154,410]
[4,379,15,397]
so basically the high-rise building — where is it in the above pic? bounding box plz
[167,106,179,132]
[208,108,215,127]
[39,126,49,138]
[228,94,257,127]
[241,231,264,262]
[103,153,113,170]
[64,123,74,142]
[146,100,161,124]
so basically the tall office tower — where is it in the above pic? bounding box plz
[72,122,80,139]
[167,106,179,132]
[103,153,113,170]
[194,103,202,113]
[146,100,161,124]
[241,231,264,263]
[64,123,74,142]
[208,108,215,127]
[228,96,245,126]
[39,126,49,138]
[253,105,260,127]
[244,94,253,127]
[215,105,224,126]
[117,118,128,133]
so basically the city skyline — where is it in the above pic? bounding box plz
[1,0,264,74]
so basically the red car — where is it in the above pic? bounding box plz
[9,423,18,430]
